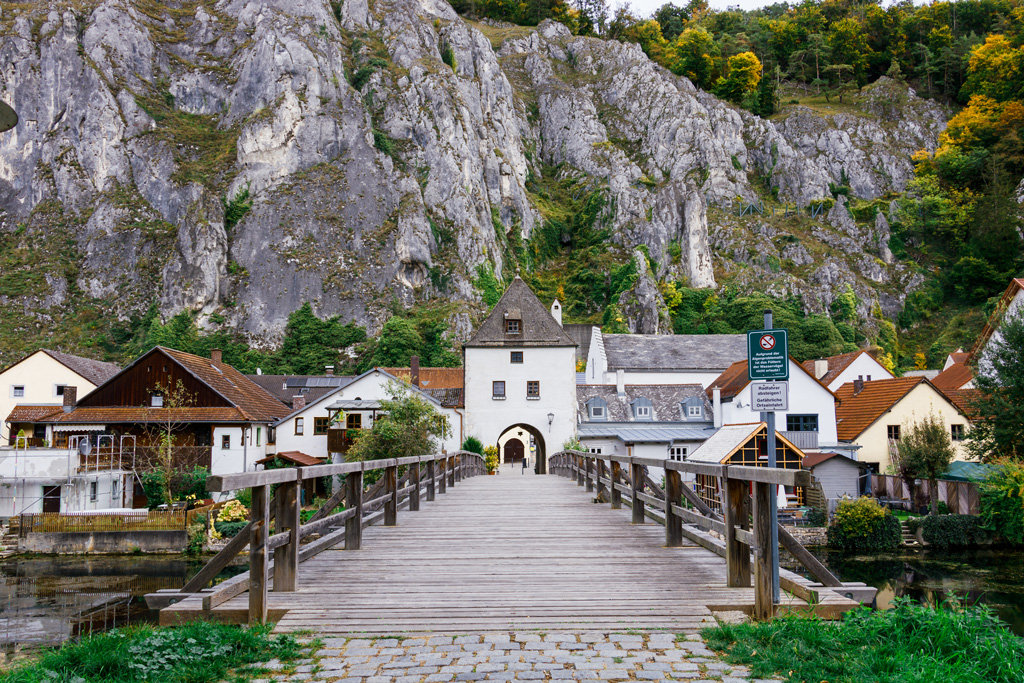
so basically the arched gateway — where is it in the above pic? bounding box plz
[461,277,577,476]
[497,423,547,471]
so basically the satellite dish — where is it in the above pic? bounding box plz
[78,439,92,456]
[0,101,17,134]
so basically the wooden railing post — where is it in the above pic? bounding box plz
[249,484,269,625]
[447,456,456,488]
[385,463,398,526]
[439,458,448,493]
[723,474,751,587]
[273,472,300,592]
[753,481,774,620]
[345,470,364,550]
[410,461,421,511]
[427,459,437,500]
[595,459,605,501]
[630,461,645,524]
[585,456,593,492]
[455,454,462,482]
[664,468,682,547]
[611,461,622,509]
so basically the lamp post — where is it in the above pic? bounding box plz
[547,412,554,432]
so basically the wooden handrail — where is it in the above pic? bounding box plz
[548,450,843,620]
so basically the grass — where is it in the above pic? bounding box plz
[702,598,1024,683]
[0,622,304,683]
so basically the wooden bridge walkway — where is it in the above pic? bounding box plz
[162,464,846,634]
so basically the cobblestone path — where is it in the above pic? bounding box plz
[258,632,779,683]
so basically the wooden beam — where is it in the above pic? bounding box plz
[179,523,252,593]
[409,461,421,512]
[778,526,842,587]
[385,464,398,526]
[723,478,751,588]
[752,482,774,621]
[208,468,296,493]
[664,469,682,548]
[727,465,812,487]
[447,456,455,488]
[426,459,436,501]
[595,459,605,502]
[610,461,622,510]
[274,475,300,592]
[249,484,269,625]
[345,470,363,550]
[630,461,644,525]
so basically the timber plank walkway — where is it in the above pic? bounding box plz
[213,468,771,634]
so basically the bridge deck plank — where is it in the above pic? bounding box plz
[195,471,814,634]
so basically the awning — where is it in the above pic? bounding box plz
[51,424,106,432]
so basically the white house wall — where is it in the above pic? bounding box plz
[465,346,577,465]
[979,288,1024,378]
[1,352,99,442]
[0,470,130,516]
[211,425,269,475]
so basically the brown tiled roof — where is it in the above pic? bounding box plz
[707,358,837,401]
[158,347,289,421]
[464,277,576,348]
[42,349,120,386]
[255,451,324,467]
[6,405,63,423]
[38,407,248,423]
[246,374,354,406]
[932,363,974,391]
[422,387,464,407]
[802,451,868,469]
[800,350,866,388]
[835,377,925,441]
[948,352,969,365]
[381,367,465,390]
[942,388,982,419]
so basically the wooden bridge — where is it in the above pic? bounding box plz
[150,451,870,634]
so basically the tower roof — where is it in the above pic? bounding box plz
[464,277,576,348]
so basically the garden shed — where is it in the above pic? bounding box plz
[801,452,870,509]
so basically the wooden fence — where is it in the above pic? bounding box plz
[871,474,980,515]
[19,510,188,534]
[147,451,486,625]
[549,451,873,620]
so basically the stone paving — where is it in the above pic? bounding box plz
[256,632,780,683]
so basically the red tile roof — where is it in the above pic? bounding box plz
[970,278,1024,360]
[802,452,867,469]
[255,451,325,467]
[948,352,969,365]
[942,388,982,419]
[707,357,838,400]
[380,367,465,390]
[835,377,925,441]
[6,405,63,423]
[800,350,867,387]
[932,363,974,391]
[38,407,248,424]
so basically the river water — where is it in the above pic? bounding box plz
[0,555,244,664]
[784,546,1024,636]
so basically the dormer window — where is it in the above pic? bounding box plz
[151,391,164,407]
[631,397,653,421]
[505,319,521,334]
[586,397,608,421]
[682,397,704,420]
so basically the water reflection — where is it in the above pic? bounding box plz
[0,555,244,663]
[783,547,1024,636]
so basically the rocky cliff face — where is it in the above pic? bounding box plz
[0,0,948,349]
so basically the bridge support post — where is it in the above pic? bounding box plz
[753,481,774,620]
[439,459,447,494]
[410,461,421,511]
[345,470,364,550]
[456,454,462,482]
[595,459,605,501]
[274,473,300,592]
[577,455,585,486]
[611,461,622,509]
[249,484,270,625]
[724,476,751,587]
[385,463,398,526]
[447,456,456,488]
[664,469,682,547]
[427,460,436,501]
[585,457,593,492]
[630,461,645,524]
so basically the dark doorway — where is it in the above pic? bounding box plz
[42,486,61,513]
[503,438,524,463]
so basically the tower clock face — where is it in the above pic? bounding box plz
[0,101,17,133]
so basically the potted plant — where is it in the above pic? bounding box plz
[484,445,499,475]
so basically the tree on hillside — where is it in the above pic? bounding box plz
[967,308,1024,462]
[892,413,956,515]
[716,51,762,104]
[346,383,452,463]
[276,303,367,374]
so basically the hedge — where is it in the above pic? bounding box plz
[906,514,993,548]
[827,497,901,551]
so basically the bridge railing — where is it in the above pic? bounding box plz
[548,450,854,620]
[147,451,485,624]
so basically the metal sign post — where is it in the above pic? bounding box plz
[749,309,784,605]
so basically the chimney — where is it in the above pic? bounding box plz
[550,299,563,326]
[712,387,722,429]
[63,386,77,413]
[211,348,222,365]
[325,366,334,376]
[293,395,306,410]
[853,378,864,395]
[615,368,625,395]
[410,355,420,387]
[814,359,828,380]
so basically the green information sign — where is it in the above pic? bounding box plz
[747,329,789,381]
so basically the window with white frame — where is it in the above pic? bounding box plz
[587,397,608,421]
[90,481,98,502]
[112,479,119,501]
[295,417,304,435]
[951,424,965,441]
[589,447,603,454]
[150,391,164,407]
[669,446,688,462]
[12,385,24,398]
[55,385,67,397]
[632,398,653,420]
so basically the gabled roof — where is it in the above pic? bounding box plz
[576,384,711,423]
[39,406,248,423]
[947,351,969,367]
[246,374,355,406]
[801,451,869,469]
[1,349,120,386]
[834,377,938,441]
[689,422,805,464]
[379,367,464,390]
[941,388,981,419]
[603,334,746,371]
[800,350,886,388]
[463,277,576,348]
[931,363,974,391]
[707,357,838,401]
[970,278,1024,360]
[6,404,63,423]
[255,451,324,467]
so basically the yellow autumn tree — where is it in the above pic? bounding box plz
[716,51,762,104]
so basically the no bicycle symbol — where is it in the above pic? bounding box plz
[759,334,776,351]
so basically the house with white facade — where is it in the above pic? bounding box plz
[800,350,893,393]
[2,349,119,445]
[972,277,1024,378]
[584,329,747,387]
[463,277,577,473]
[706,357,839,453]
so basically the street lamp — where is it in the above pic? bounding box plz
[547,412,554,432]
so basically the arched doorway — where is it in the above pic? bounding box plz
[496,423,548,474]
[503,438,524,464]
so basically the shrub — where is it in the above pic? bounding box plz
[217,499,249,523]
[213,520,247,538]
[805,508,827,527]
[373,129,394,155]
[461,436,484,455]
[979,461,1024,545]
[440,42,456,71]
[827,497,901,551]
[907,514,992,548]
